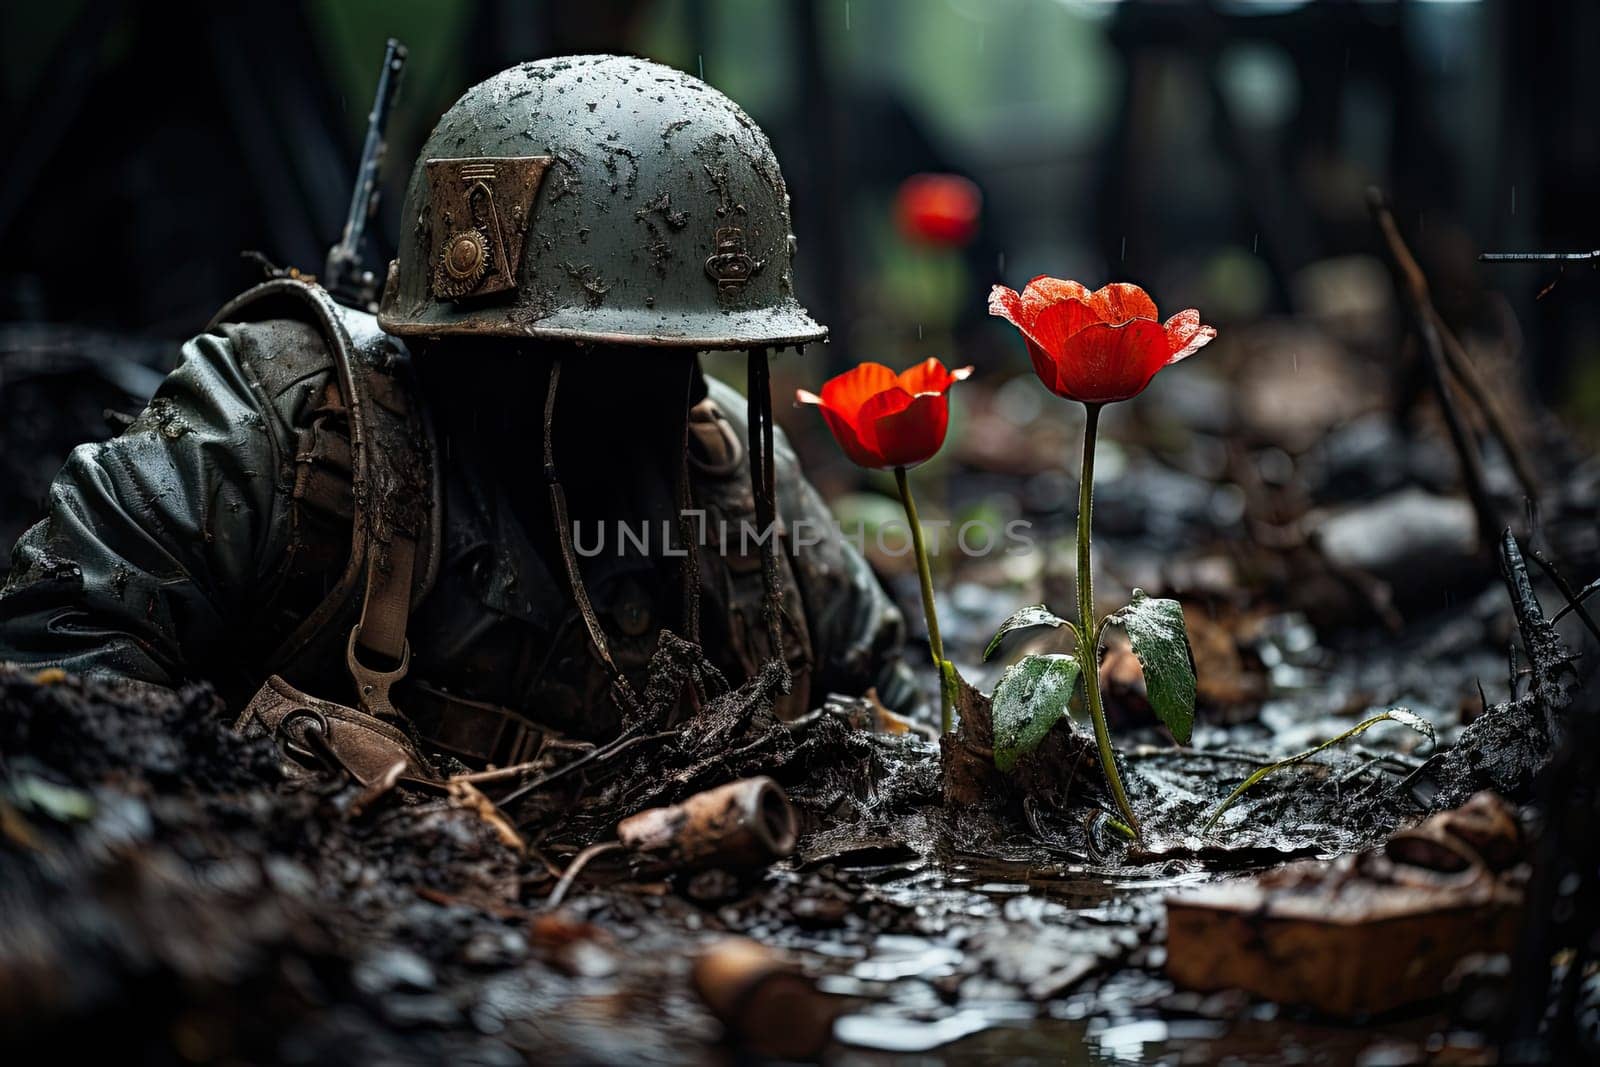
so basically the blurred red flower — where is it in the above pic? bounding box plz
[988,277,1215,404]
[895,173,982,247]
[797,358,974,470]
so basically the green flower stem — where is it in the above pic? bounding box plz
[895,466,951,734]
[1076,404,1141,839]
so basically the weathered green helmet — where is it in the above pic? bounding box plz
[377,54,827,350]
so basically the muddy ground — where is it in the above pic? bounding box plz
[2,298,1599,1063]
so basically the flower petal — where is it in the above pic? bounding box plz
[1016,279,1102,341]
[896,357,972,396]
[1048,318,1174,404]
[1020,276,1092,318]
[1083,282,1159,326]
[819,362,898,422]
[1163,309,1217,365]
[1019,299,1109,373]
[1021,338,1067,401]
[994,278,1099,338]
[817,403,888,468]
[988,284,1026,326]
[993,285,1075,390]
[860,388,950,469]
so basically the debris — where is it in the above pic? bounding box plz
[544,840,624,908]
[1167,793,1526,1017]
[1385,791,1522,873]
[1313,489,1482,595]
[445,779,525,853]
[691,938,841,1060]
[1409,532,1577,810]
[1369,188,1533,546]
[939,670,1099,813]
[616,776,798,872]
[1203,708,1434,833]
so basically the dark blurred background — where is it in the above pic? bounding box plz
[1,0,1597,512]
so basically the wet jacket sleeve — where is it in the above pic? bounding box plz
[773,432,920,714]
[0,331,291,691]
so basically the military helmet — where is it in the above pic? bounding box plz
[377,55,827,350]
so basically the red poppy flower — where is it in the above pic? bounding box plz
[797,358,974,470]
[895,173,982,247]
[988,277,1215,404]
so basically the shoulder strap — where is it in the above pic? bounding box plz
[208,280,440,716]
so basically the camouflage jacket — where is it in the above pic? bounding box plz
[0,285,912,756]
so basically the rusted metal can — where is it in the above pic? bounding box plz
[616,776,797,871]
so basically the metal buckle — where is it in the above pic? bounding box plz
[279,707,338,772]
[346,624,411,720]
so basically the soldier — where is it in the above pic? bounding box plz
[0,55,913,777]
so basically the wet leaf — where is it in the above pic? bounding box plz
[984,605,1074,661]
[1202,708,1435,833]
[8,775,95,822]
[991,653,1081,772]
[1107,590,1196,744]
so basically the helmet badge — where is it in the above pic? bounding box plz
[704,226,761,297]
[426,156,552,301]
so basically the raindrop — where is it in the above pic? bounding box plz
[1511,184,1516,216]
[1120,236,1126,261]
[698,54,704,81]
[1252,232,1259,254]
[997,251,1005,273]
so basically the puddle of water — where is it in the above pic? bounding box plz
[850,935,964,983]
[833,1008,994,1054]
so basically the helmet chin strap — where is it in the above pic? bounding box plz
[746,347,792,693]
[544,351,790,719]
[543,358,642,716]
[676,369,703,647]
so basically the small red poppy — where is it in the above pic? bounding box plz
[988,277,1215,405]
[797,358,974,470]
[895,173,982,247]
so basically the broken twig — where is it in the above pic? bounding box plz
[498,728,680,811]
[1528,548,1600,648]
[1368,188,1503,547]
[1428,306,1540,501]
[545,840,623,909]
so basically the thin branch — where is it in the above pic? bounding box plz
[1368,188,1501,547]
[1528,548,1600,647]
[1551,575,1600,627]
[545,840,624,909]
[498,728,681,811]
[1427,305,1541,501]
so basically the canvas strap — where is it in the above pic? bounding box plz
[746,347,791,692]
[543,359,643,716]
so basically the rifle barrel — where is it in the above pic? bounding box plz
[325,38,408,307]
[1479,250,1600,262]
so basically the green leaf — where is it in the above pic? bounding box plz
[984,605,1075,661]
[991,653,1081,772]
[7,775,95,822]
[1202,708,1435,833]
[1107,589,1197,744]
